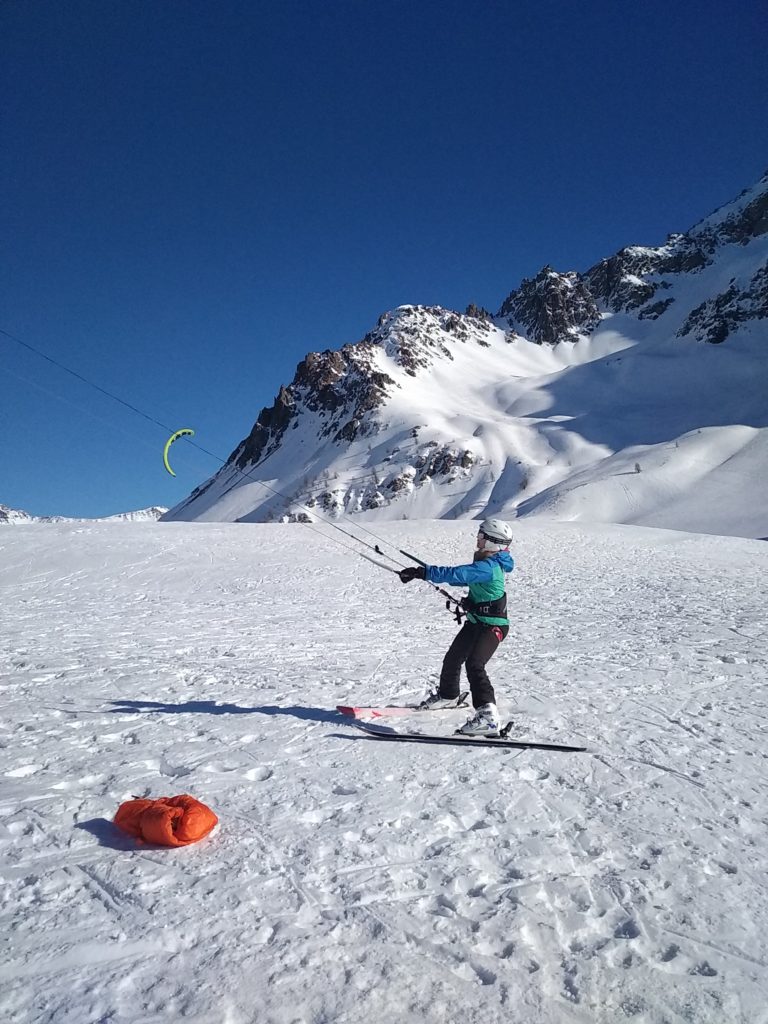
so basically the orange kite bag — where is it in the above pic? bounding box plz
[114,794,218,847]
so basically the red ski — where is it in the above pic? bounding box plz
[336,692,469,720]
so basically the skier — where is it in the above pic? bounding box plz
[399,518,514,736]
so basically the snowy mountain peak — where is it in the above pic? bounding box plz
[102,507,169,523]
[0,504,168,525]
[687,169,768,249]
[0,504,36,525]
[584,172,768,328]
[167,172,768,538]
[497,266,602,345]
[368,304,498,372]
[227,304,503,475]
[229,336,394,473]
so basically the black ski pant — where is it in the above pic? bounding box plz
[438,620,508,709]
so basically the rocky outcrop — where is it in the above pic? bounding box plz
[688,173,768,252]
[231,344,395,469]
[363,305,496,374]
[578,174,768,322]
[231,305,505,472]
[638,297,676,320]
[583,237,713,315]
[585,247,665,312]
[382,445,476,500]
[297,443,479,520]
[497,267,601,345]
[413,444,476,479]
[465,303,493,322]
[231,385,296,469]
[494,180,766,336]
[678,265,768,344]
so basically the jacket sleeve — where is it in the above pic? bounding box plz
[425,560,494,587]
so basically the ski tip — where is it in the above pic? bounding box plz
[336,705,392,720]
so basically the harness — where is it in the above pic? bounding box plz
[462,593,508,623]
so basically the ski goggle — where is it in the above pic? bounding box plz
[477,530,505,546]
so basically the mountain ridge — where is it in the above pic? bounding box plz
[0,505,168,525]
[165,173,768,538]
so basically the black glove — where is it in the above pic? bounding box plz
[399,565,426,584]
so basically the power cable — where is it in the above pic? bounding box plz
[0,363,210,472]
[0,326,436,576]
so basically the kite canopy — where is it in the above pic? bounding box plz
[114,794,218,846]
[163,428,195,476]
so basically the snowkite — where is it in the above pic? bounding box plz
[114,794,218,846]
[163,428,194,476]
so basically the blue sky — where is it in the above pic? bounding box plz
[2,0,766,518]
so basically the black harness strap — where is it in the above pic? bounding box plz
[462,593,508,621]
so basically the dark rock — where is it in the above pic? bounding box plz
[584,243,707,314]
[678,265,768,343]
[497,267,601,345]
[231,384,296,469]
[465,303,493,322]
[638,297,675,320]
[231,342,395,467]
[690,177,768,251]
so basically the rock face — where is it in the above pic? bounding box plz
[227,304,500,474]
[497,266,601,345]
[165,171,768,531]
[231,343,395,471]
[678,264,768,344]
[498,171,768,342]
[688,178,768,251]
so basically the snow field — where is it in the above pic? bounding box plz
[1,520,767,1023]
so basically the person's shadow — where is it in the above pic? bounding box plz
[109,699,341,725]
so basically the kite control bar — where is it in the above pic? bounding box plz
[377,545,465,623]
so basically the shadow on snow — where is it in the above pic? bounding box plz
[110,699,340,725]
[75,818,139,851]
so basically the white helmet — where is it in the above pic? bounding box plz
[478,517,513,549]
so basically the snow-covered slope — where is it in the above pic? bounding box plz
[165,173,768,538]
[0,504,167,525]
[99,507,168,524]
[0,505,35,526]
[1,519,767,1023]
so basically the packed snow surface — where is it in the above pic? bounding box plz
[1,519,767,1024]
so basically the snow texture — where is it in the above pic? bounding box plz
[2,518,767,1023]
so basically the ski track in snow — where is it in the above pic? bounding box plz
[1,521,767,1023]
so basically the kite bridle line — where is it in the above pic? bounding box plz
[0,325,465,614]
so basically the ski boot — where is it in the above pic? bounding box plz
[419,689,466,711]
[455,703,501,737]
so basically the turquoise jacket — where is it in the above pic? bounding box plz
[425,551,514,626]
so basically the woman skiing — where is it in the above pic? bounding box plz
[399,518,514,736]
